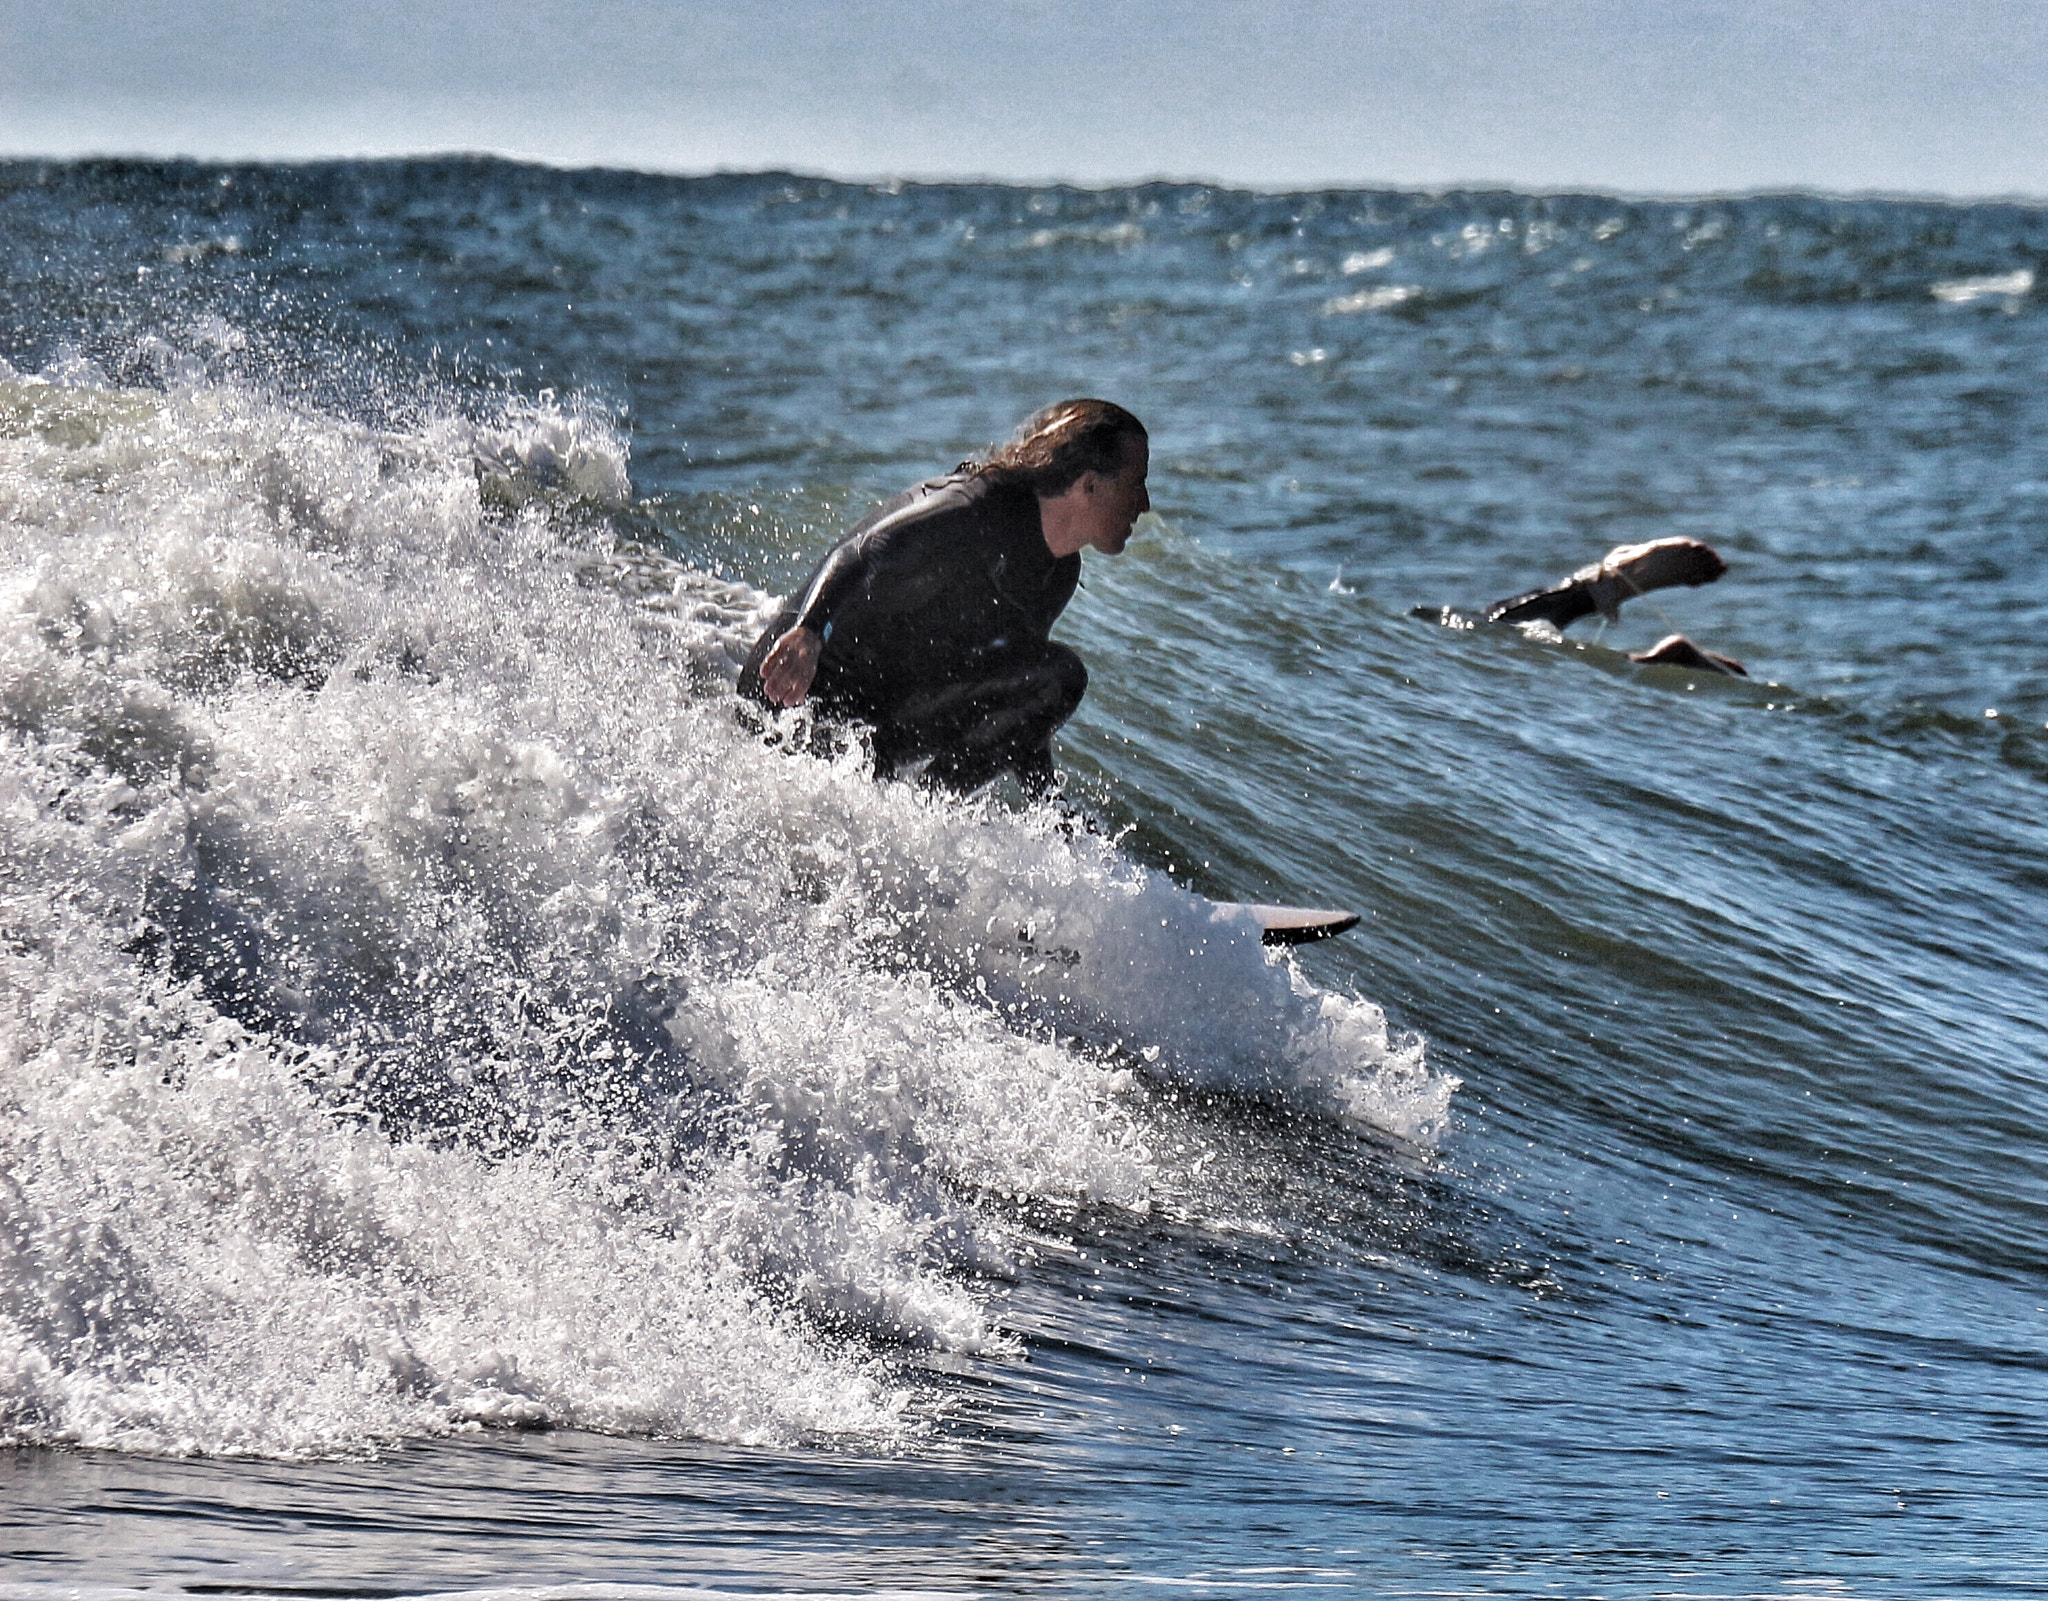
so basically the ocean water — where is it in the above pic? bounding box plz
[1,157,2045,1597]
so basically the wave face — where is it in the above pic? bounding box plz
[3,159,2048,1595]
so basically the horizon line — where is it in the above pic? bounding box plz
[5,145,2046,209]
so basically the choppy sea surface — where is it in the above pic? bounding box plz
[2,158,2046,1597]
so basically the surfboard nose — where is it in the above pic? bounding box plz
[1211,901,1363,945]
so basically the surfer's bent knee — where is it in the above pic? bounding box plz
[1044,643,1087,717]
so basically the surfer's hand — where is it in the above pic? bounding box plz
[758,626,822,707]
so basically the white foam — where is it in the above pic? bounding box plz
[1930,268,2033,305]
[0,356,1453,1458]
[1321,284,1419,315]
[469,393,633,508]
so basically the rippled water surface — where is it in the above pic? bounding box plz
[2,159,2046,1597]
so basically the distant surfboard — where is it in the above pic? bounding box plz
[1213,901,1362,946]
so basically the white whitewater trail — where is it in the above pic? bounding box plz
[0,351,1454,1458]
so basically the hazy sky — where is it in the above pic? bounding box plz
[3,0,2043,196]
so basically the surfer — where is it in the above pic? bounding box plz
[1433,535,1747,676]
[739,399,1150,795]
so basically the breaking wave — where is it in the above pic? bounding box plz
[0,349,1452,1458]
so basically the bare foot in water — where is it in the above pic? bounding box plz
[1627,633,1747,676]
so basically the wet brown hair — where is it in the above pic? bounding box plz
[969,399,1147,496]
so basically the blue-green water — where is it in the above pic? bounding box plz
[3,158,2047,1597]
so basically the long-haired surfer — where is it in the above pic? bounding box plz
[740,399,1151,794]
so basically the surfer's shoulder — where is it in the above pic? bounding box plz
[852,472,975,528]
[858,470,1031,552]
[919,467,1035,527]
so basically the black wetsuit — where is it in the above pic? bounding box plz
[739,472,1086,793]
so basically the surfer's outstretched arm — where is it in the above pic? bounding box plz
[1486,536,1726,628]
[1483,582,1600,629]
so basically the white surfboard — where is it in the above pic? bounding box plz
[1213,901,1362,946]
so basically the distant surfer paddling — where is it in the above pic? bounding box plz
[1435,535,1747,676]
[739,399,1150,795]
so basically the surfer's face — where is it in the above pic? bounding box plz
[1078,440,1150,555]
